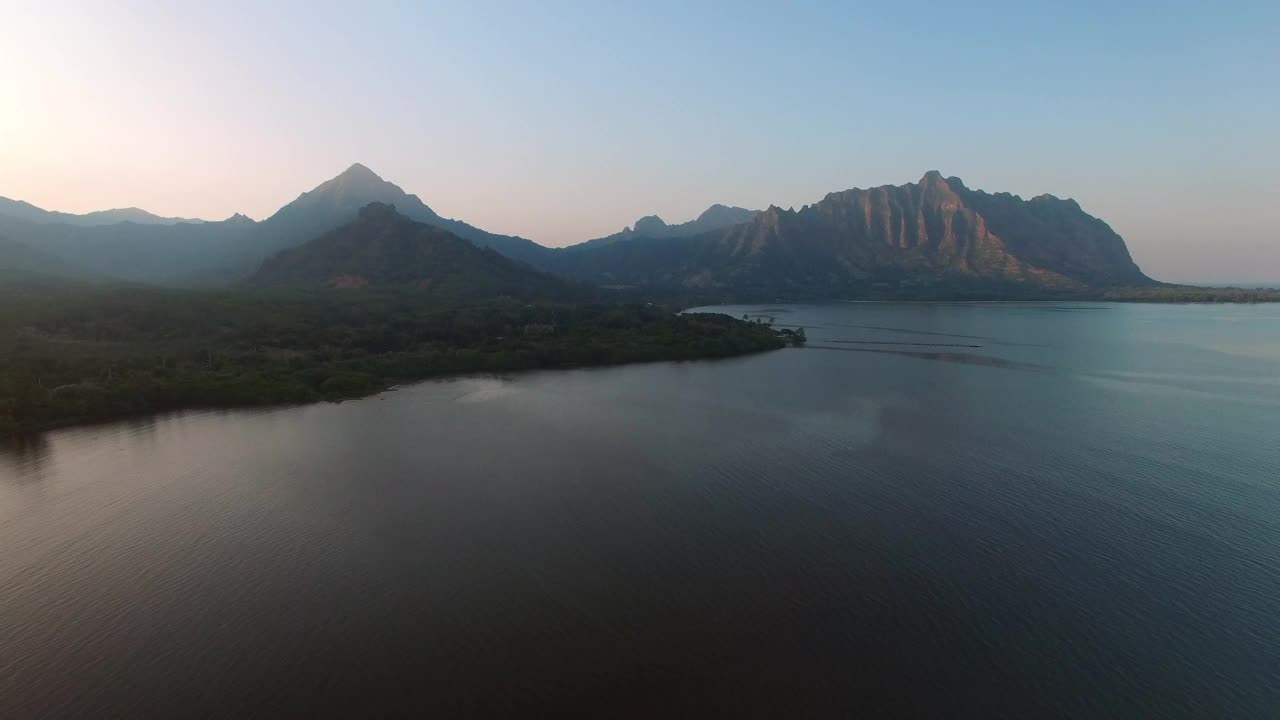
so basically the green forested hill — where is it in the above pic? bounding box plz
[249,202,575,300]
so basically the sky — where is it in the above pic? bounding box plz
[1,0,1277,283]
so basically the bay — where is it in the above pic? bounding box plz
[2,302,1278,717]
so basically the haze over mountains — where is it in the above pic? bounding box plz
[253,163,549,265]
[572,205,761,251]
[0,164,1158,298]
[0,197,207,227]
[0,234,74,276]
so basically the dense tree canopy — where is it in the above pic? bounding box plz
[0,283,786,433]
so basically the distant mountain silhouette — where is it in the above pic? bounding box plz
[0,164,551,284]
[0,212,259,285]
[251,203,576,300]
[0,166,1155,297]
[546,172,1151,297]
[0,197,205,226]
[569,204,760,251]
[256,164,549,264]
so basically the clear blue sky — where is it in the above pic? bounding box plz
[2,0,1276,282]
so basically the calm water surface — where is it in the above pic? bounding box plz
[2,302,1279,717]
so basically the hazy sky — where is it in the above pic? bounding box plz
[2,1,1276,282]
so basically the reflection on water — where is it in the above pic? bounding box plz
[0,434,53,511]
[806,343,1047,370]
[0,433,52,485]
[825,339,985,348]
[1,302,1278,717]
[815,320,996,341]
[451,377,522,403]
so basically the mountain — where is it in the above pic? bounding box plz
[76,207,206,225]
[569,204,760,251]
[546,172,1152,297]
[943,178,1148,287]
[0,197,205,226]
[0,164,553,285]
[0,212,261,286]
[0,167,1153,297]
[256,164,549,264]
[251,203,575,300]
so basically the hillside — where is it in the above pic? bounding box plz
[0,212,260,285]
[251,203,575,300]
[0,234,80,276]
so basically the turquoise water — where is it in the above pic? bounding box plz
[2,302,1278,717]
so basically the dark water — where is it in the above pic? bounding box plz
[2,303,1279,718]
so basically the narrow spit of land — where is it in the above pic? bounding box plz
[0,283,789,434]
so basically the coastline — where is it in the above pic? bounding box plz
[1,303,787,437]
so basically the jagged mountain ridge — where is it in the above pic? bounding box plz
[545,171,1151,296]
[0,166,1152,295]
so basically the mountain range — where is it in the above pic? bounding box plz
[544,171,1150,296]
[0,197,206,226]
[0,165,1155,298]
[570,204,761,251]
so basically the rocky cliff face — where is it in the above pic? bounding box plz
[946,177,1147,286]
[548,172,1151,295]
[0,166,1152,297]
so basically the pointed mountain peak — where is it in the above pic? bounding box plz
[919,170,948,186]
[307,163,392,196]
[292,163,401,205]
[918,171,962,202]
[756,205,791,231]
[337,163,383,182]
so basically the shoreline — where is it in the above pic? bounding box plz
[1,327,786,438]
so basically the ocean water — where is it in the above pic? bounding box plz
[2,302,1278,717]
